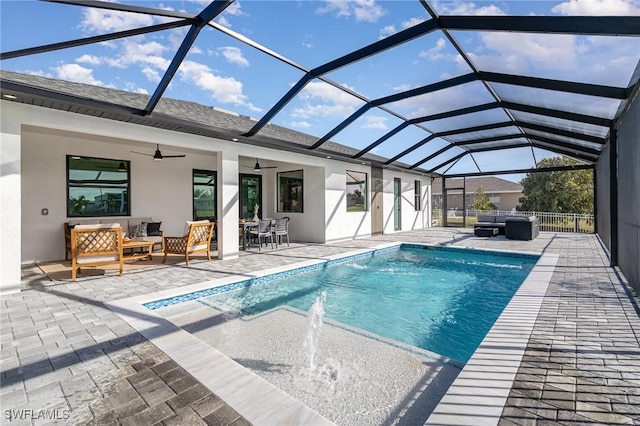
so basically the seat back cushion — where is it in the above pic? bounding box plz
[144,221,162,236]
[184,220,210,236]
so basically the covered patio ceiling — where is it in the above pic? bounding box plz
[1,0,639,178]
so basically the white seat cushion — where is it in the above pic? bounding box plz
[76,254,119,264]
[187,243,208,253]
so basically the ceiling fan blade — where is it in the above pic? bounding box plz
[131,151,154,157]
[161,154,186,158]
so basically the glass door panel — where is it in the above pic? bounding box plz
[193,170,216,221]
[240,174,262,220]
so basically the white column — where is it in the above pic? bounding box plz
[216,150,240,259]
[1,102,23,294]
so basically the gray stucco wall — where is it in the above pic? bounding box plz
[596,145,611,253]
[616,93,640,295]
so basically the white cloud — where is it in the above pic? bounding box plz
[435,2,507,16]
[224,2,244,16]
[474,32,580,72]
[317,0,386,23]
[219,46,249,67]
[552,0,640,16]
[76,54,102,65]
[124,82,149,94]
[392,83,490,118]
[80,6,156,33]
[216,15,233,28]
[393,84,413,92]
[353,0,386,22]
[401,17,426,29]
[142,67,161,83]
[54,63,104,86]
[105,39,170,70]
[379,16,426,40]
[25,69,53,78]
[362,115,388,130]
[419,38,448,61]
[178,60,261,112]
[379,25,396,39]
[213,1,244,27]
[302,41,314,49]
[291,81,362,119]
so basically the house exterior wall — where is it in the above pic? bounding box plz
[0,100,431,293]
[497,193,522,211]
[0,107,21,294]
[381,170,430,234]
[21,125,219,264]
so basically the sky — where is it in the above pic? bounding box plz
[1,0,639,183]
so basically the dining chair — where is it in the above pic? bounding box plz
[273,217,290,247]
[249,219,274,250]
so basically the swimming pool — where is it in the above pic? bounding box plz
[111,242,554,425]
[148,244,539,363]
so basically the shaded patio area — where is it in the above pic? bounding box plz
[3,228,639,425]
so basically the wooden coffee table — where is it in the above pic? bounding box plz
[123,239,155,261]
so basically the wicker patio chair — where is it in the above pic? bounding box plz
[162,220,215,265]
[70,224,124,281]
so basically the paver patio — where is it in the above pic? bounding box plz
[2,228,639,425]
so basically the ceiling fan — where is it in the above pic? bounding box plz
[245,158,277,172]
[131,144,186,161]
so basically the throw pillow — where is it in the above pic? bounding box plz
[144,222,162,236]
[130,223,148,238]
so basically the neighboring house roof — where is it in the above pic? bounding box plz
[431,176,523,195]
[0,70,414,173]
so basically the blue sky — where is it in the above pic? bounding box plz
[1,0,639,182]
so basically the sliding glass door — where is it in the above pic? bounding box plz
[239,174,262,220]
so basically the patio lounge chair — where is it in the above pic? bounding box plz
[70,224,124,281]
[162,220,215,265]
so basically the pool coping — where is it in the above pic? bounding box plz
[106,242,557,426]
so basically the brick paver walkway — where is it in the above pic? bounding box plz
[2,229,638,425]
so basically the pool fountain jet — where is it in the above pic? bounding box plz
[303,291,327,370]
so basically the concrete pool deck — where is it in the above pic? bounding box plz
[3,228,640,425]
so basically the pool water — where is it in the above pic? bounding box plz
[197,245,538,362]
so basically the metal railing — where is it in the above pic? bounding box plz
[432,209,595,233]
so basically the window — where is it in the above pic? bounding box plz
[67,155,129,217]
[414,180,421,211]
[193,170,216,221]
[278,170,303,213]
[346,170,367,212]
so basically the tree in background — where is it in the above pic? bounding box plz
[471,187,496,211]
[519,157,593,214]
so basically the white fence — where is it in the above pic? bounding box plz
[432,209,595,233]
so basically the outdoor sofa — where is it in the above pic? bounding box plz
[65,217,163,260]
[474,214,539,240]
